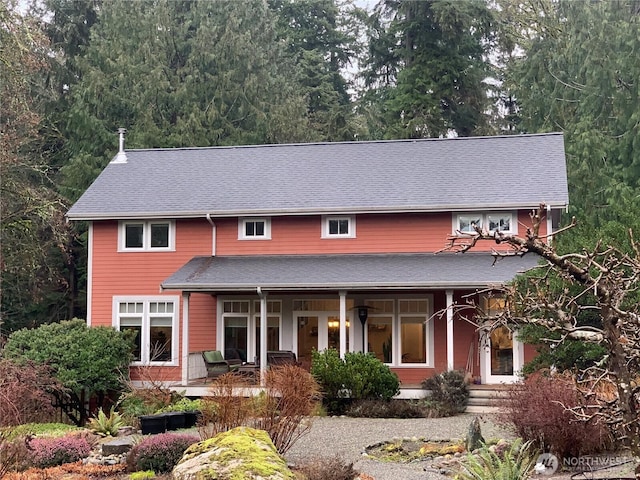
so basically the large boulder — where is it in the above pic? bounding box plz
[172,426,295,480]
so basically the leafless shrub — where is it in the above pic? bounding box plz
[198,372,253,439]
[0,434,31,476]
[292,455,359,480]
[0,359,62,427]
[253,365,321,454]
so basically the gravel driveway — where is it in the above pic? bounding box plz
[285,414,513,480]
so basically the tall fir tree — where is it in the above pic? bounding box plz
[0,1,76,332]
[360,0,496,139]
[268,0,362,141]
[60,0,312,201]
[499,0,640,225]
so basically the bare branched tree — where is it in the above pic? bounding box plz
[442,204,640,456]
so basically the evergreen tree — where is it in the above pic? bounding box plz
[0,1,75,333]
[60,0,311,200]
[360,0,496,138]
[500,0,640,225]
[268,0,361,141]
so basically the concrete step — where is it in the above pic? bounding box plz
[465,405,503,414]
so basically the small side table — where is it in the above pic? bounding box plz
[237,363,259,383]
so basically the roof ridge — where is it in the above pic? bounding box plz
[126,132,563,153]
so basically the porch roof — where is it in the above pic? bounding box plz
[161,253,540,292]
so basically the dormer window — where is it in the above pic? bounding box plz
[119,220,175,251]
[239,218,271,240]
[454,212,515,235]
[322,215,355,238]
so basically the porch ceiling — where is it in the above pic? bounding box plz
[160,253,540,292]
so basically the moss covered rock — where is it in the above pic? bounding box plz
[172,426,295,480]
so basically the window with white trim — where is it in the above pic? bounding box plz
[322,215,355,238]
[361,298,433,366]
[222,300,250,362]
[238,218,271,240]
[399,299,432,365]
[454,212,515,235]
[113,296,179,364]
[119,220,175,251]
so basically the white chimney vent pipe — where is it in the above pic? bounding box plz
[112,128,128,163]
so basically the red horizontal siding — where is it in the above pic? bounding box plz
[216,210,541,255]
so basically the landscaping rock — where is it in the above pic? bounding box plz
[173,426,295,480]
[465,416,484,452]
[101,437,134,455]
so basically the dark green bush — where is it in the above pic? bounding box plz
[311,349,399,414]
[422,370,469,415]
[346,399,433,418]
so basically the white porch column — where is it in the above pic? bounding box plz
[339,291,347,358]
[446,289,454,371]
[181,292,190,385]
[258,288,268,386]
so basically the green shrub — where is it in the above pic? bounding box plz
[422,370,469,415]
[343,351,400,400]
[156,397,202,413]
[455,438,537,480]
[311,349,399,414]
[310,348,349,400]
[127,433,199,473]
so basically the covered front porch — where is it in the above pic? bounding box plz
[161,253,538,394]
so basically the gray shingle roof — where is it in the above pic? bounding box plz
[67,133,568,220]
[161,253,540,292]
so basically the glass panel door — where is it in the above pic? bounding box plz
[327,315,349,352]
[297,316,318,365]
[224,316,248,361]
[481,325,522,384]
[490,326,513,375]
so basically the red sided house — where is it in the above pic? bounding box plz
[67,133,569,395]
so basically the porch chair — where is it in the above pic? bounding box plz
[202,350,240,381]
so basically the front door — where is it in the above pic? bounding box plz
[294,313,349,366]
[480,325,523,384]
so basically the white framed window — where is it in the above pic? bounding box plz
[113,296,179,365]
[238,217,271,240]
[398,299,434,366]
[119,220,175,251]
[322,215,355,238]
[454,212,516,235]
[222,300,250,362]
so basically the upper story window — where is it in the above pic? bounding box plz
[454,212,516,235]
[119,220,175,251]
[322,215,355,238]
[239,217,271,240]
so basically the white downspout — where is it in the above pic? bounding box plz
[181,292,190,386]
[206,214,216,256]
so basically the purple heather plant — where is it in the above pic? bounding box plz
[128,433,200,473]
[28,434,93,468]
